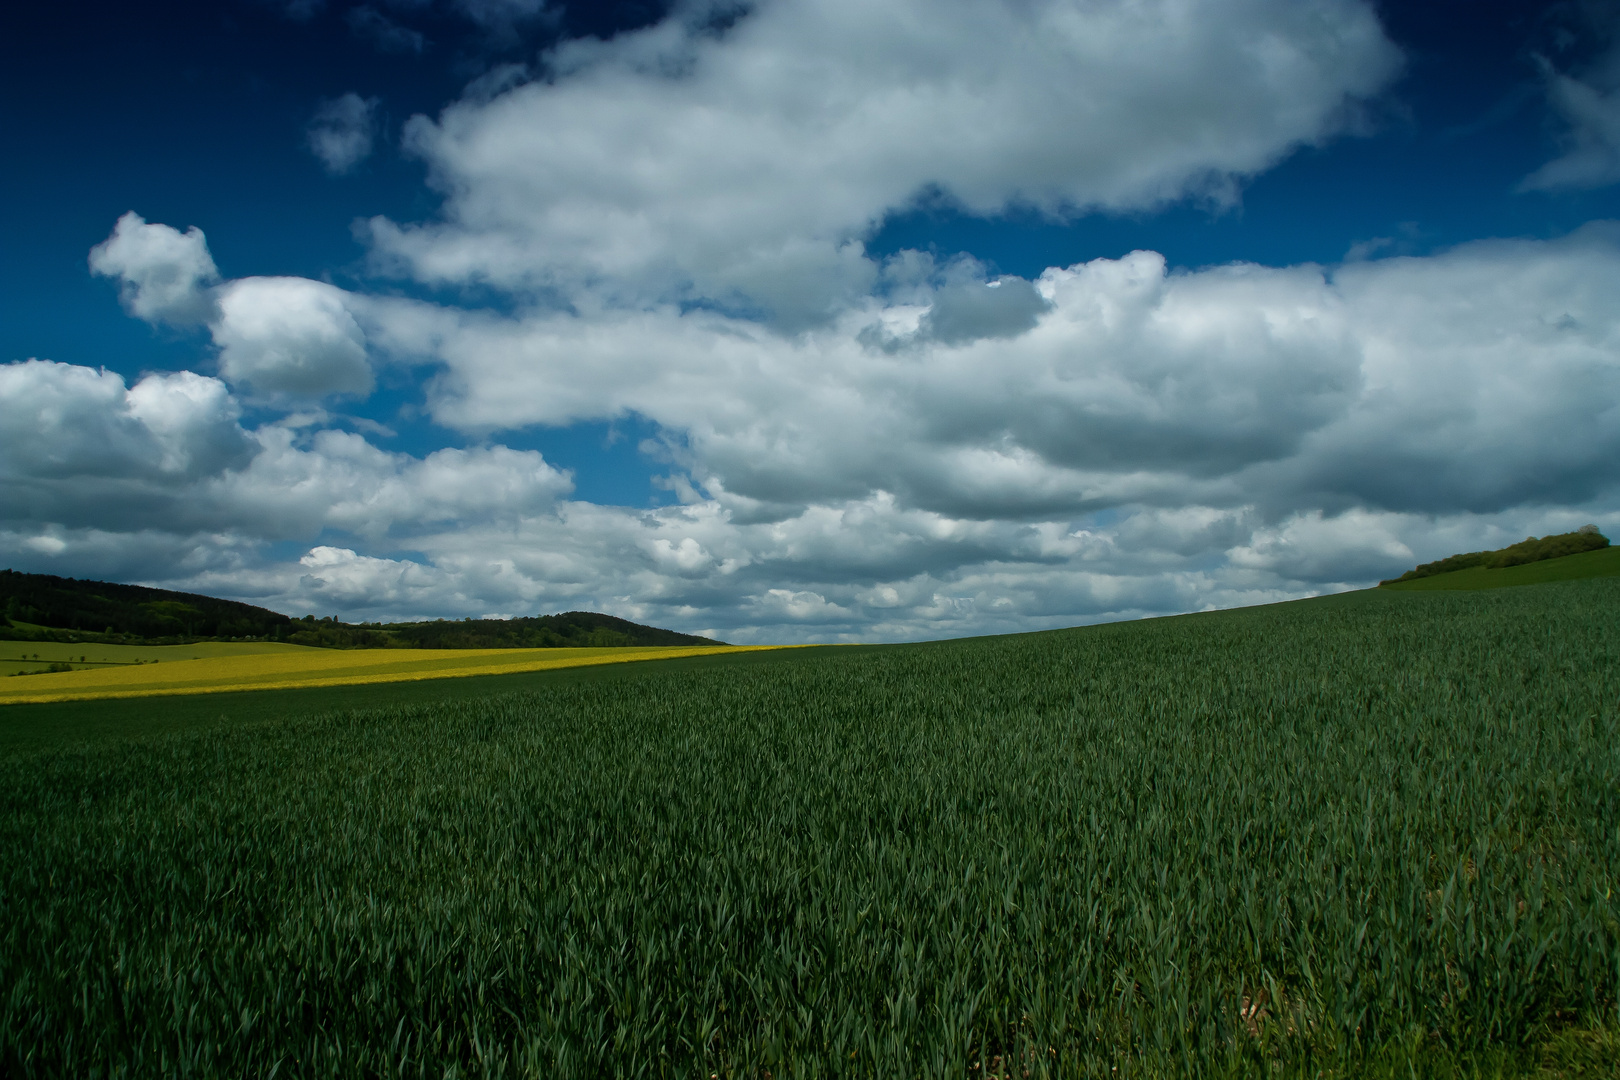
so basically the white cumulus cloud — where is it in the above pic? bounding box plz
[369,0,1399,322]
[88,212,220,325]
[392,227,1620,524]
[0,358,571,568]
[1226,509,1414,581]
[0,361,251,487]
[89,217,376,400]
[298,546,455,608]
[212,277,374,397]
[2,357,1615,637]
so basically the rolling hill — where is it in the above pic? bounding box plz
[0,569,722,647]
[1379,542,1620,591]
[1379,526,1609,586]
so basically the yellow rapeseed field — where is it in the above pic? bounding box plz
[0,645,781,705]
[0,639,316,677]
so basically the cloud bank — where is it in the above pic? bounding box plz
[400,226,1620,522]
[12,0,1619,640]
[17,222,1620,639]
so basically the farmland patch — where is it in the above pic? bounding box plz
[2,579,1616,1075]
[0,643,781,705]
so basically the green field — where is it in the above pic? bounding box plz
[1380,543,1620,591]
[0,642,779,705]
[2,581,1618,1077]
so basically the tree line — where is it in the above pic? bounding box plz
[1381,527,1610,585]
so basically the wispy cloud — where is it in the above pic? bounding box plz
[306,92,379,175]
[347,6,427,53]
[1521,65,1620,191]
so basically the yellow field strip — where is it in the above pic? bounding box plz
[0,640,319,664]
[0,645,787,705]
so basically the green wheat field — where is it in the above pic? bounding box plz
[2,579,1618,1077]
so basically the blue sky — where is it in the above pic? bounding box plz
[3,0,1618,641]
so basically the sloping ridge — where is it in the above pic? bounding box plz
[1,569,293,641]
[0,570,721,647]
[1379,528,1616,591]
[384,613,723,649]
[1380,528,1609,586]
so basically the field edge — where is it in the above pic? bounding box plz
[0,644,796,706]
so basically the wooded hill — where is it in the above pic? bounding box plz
[0,570,722,648]
[1,570,294,643]
[1380,527,1610,585]
[286,612,723,650]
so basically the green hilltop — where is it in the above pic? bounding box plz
[1379,527,1615,591]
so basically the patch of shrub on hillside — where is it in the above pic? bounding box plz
[1383,526,1610,584]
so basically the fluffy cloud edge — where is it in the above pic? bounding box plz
[370,0,1400,322]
